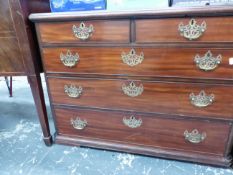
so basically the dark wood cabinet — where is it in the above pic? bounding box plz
[0,0,52,146]
[30,7,233,166]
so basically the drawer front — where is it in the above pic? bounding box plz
[48,78,233,120]
[136,17,233,43]
[54,107,231,155]
[43,47,233,80]
[38,20,130,44]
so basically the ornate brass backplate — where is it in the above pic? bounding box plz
[122,81,144,97]
[71,117,87,130]
[64,85,83,98]
[123,115,142,128]
[60,50,79,67]
[178,19,207,40]
[194,50,222,71]
[121,49,144,67]
[189,90,214,108]
[184,129,206,144]
[72,22,94,40]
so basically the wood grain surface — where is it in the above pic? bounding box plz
[0,0,14,32]
[0,37,24,73]
[54,107,230,155]
[38,20,130,44]
[48,77,233,120]
[42,47,233,80]
[136,17,233,43]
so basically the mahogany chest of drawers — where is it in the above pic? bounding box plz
[30,7,233,167]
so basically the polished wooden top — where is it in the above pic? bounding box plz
[29,6,233,22]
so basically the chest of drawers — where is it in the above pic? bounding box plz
[30,7,233,167]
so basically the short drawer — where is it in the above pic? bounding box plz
[136,17,233,43]
[37,20,130,44]
[54,107,231,155]
[48,77,233,120]
[43,47,233,80]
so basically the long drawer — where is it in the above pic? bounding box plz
[136,17,233,43]
[54,107,231,155]
[48,77,233,120]
[43,47,233,80]
[37,20,130,44]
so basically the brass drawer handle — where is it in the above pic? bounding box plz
[121,49,144,67]
[178,19,206,40]
[64,85,83,98]
[122,81,144,97]
[194,51,222,71]
[71,117,87,130]
[123,116,142,128]
[60,50,79,68]
[184,129,206,144]
[189,90,214,108]
[72,22,94,40]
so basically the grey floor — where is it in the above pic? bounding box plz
[0,75,233,175]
